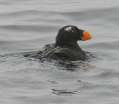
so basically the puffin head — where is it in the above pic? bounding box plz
[55,25,92,47]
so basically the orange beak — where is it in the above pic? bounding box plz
[81,31,92,41]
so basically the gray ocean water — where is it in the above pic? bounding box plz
[0,0,119,104]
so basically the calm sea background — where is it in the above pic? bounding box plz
[0,0,119,104]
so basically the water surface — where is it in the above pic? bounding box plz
[0,0,119,104]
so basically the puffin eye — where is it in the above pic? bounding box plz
[65,26,74,32]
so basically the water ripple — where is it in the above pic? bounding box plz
[0,24,57,32]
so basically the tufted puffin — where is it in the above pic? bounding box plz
[24,25,92,61]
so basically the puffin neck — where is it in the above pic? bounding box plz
[55,41,80,49]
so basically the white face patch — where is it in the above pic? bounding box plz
[65,26,74,32]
